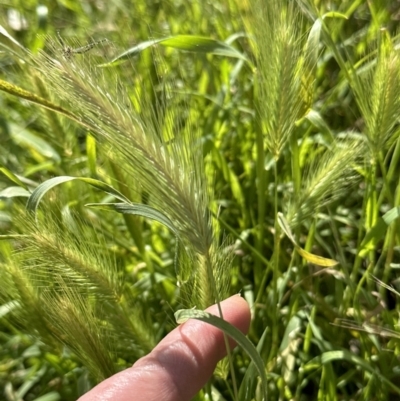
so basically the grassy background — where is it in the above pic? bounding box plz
[1,0,400,400]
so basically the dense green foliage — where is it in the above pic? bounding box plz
[1,0,400,400]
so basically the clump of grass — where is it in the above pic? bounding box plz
[1,214,156,379]
[1,0,400,399]
[245,0,308,160]
[29,38,229,309]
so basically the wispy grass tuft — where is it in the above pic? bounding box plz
[1,213,156,379]
[352,32,400,154]
[40,282,117,382]
[2,1,400,398]
[3,33,231,311]
[245,0,307,159]
[286,138,363,227]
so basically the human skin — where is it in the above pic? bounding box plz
[78,295,251,401]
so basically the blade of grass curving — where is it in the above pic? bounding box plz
[358,206,400,257]
[0,24,26,49]
[303,109,335,143]
[10,123,60,162]
[278,212,338,267]
[175,308,268,400]
[28,391,60,401]
[0,186,31,198]
[160,35,248,60]
[0,300,19,319]
[0,167,29,190]
[304,18,322,73]
[100,35,248,66]
[86,202,180,237]
[26,176,131,215]
[238,325,269,401]
[305,350,400,394]
[0,79,87,128]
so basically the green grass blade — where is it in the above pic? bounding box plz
[278,213,338,266]
[86,202,180,237]
[305,350,400,394]
[0,186,31,198]
[238,325,269,401]
[101,34,248,66]
[160,35,248,59]
[0,167,29,190]
[32,392,61,401]
[26,176,131,214]
[175,308,268,401]
[358,206,400,256]
[86,134,97,177]
[9,123,60,162]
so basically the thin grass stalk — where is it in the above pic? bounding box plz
[345,165,370,307]
[268,160,281,363]
[277,244,297,309]
[290,127,301,199]
[384,135,400,186]
[376,152,393,207]
[255,96,266,287]
[215,214,270,268]
[290,127,302,271]
[381,180,400,297]
[303,218,317,268]
[366,160,378,283]
[377,141,399,208]
[109,161,145,255]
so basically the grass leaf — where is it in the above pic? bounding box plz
[26,176,131,215]
[101,35,248,66]
[0,167,29,190]
[278,212,338,267]
[358,206,400,256]
[175,308,268,400]
[0,186,31,198]
[86,202,180,237]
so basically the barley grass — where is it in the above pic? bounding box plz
[1,0,400,400]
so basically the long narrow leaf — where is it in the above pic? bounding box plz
[101,35,248,66]
[175,308,268,400]
[278,212,338,267]
[26,176,131,214]
[359,206,400,256]
[305,350,400,394]
[0,186,31,198]
[86,202,179,237]
[0,167,29,190]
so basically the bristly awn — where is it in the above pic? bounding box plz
[57,31,109,58]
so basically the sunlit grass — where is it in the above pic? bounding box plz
[1,0,400,400]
